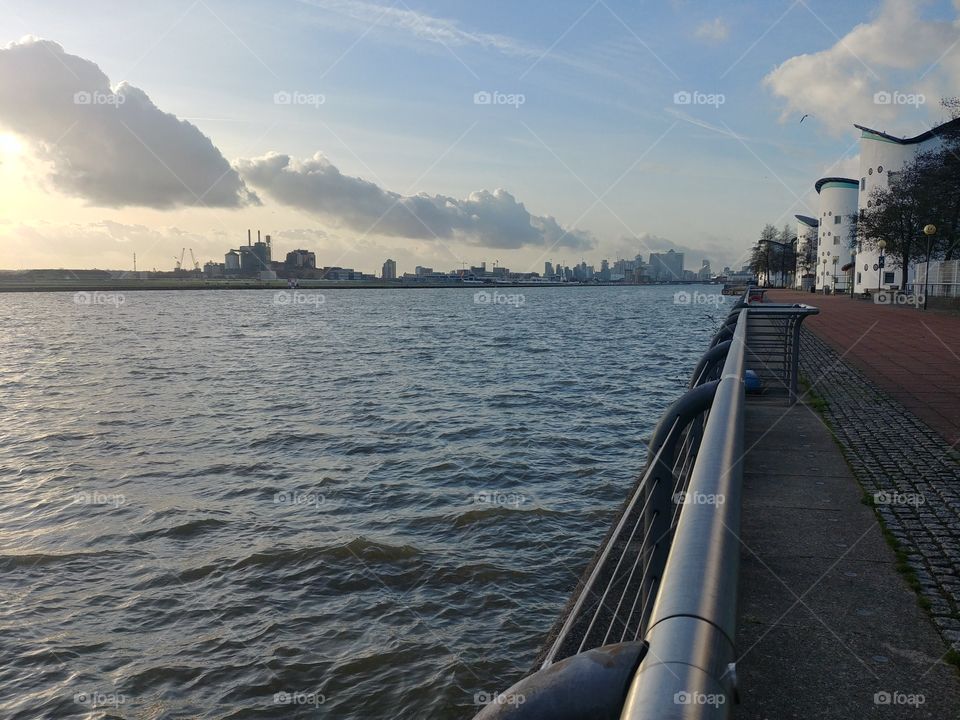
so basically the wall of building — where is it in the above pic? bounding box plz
[814,180,859,292]
[853,130,947,293]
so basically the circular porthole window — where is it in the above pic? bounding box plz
[867,200,872,207]
[864,264,868,271]
[868,168,873,175]
[877,165,883,173]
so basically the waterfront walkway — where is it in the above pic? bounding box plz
[738,395,960,718]
[767,289,960,445]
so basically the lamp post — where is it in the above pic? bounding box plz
[877,238,887,293]
[822,257,828,294]
[832,256,839,292]
[922,224,937,310]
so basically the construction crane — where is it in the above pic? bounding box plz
[189,249,200,271]
[173,248,185,271]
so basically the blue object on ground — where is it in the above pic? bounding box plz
[744,369,762,392]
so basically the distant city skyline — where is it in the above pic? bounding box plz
[2,1,959,273]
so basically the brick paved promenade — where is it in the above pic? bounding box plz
[761,291,960,651]
[768,290,960,445]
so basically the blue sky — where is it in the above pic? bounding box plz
[1,0,958,273]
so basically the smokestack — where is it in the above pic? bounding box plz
[247,229,251,245]
[258,230,261,243]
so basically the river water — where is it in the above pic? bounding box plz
[0,285,727,719]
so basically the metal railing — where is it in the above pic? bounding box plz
[471,291,818,720]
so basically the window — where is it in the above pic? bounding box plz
[859,209,866,221]
[869,167,874,175]
[867,200,872,207]
[857,272,861,284]
[883,271,895,284]
[834,237,839,245]
[877,165,883,173]
[834,215,842,224]
[861,178,866,189]
[828,211,833,216]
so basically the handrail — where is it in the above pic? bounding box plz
[618,309,747,719]
[470,290,819,720]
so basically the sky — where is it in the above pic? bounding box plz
[0,0,959,275]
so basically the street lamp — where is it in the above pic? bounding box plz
[832,256,839,291]
[877,239,887,293]
[922,224,937,310]
[821,257,828,294]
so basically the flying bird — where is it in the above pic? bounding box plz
[800,114,812,123]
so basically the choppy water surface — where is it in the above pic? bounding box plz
[0,285,725,719]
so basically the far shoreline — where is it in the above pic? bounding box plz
[0,279,724,294]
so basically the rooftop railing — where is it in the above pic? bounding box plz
[471,290,818,720]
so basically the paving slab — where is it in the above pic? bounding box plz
[736,396,960,719]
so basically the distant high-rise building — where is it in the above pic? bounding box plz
[648,249,684,281]
[545,261,554,277]
[285,249,316,269]
[382,259,397,280]
[698,259,712,280]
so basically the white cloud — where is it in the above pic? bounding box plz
[764,0,960,136]
[236,152,595,250]
[694,18,729,42]
[0,37,257,208]
[299,0,534,57]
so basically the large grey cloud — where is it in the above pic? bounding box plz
[236,152,595,250]
[0,37,257,208]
